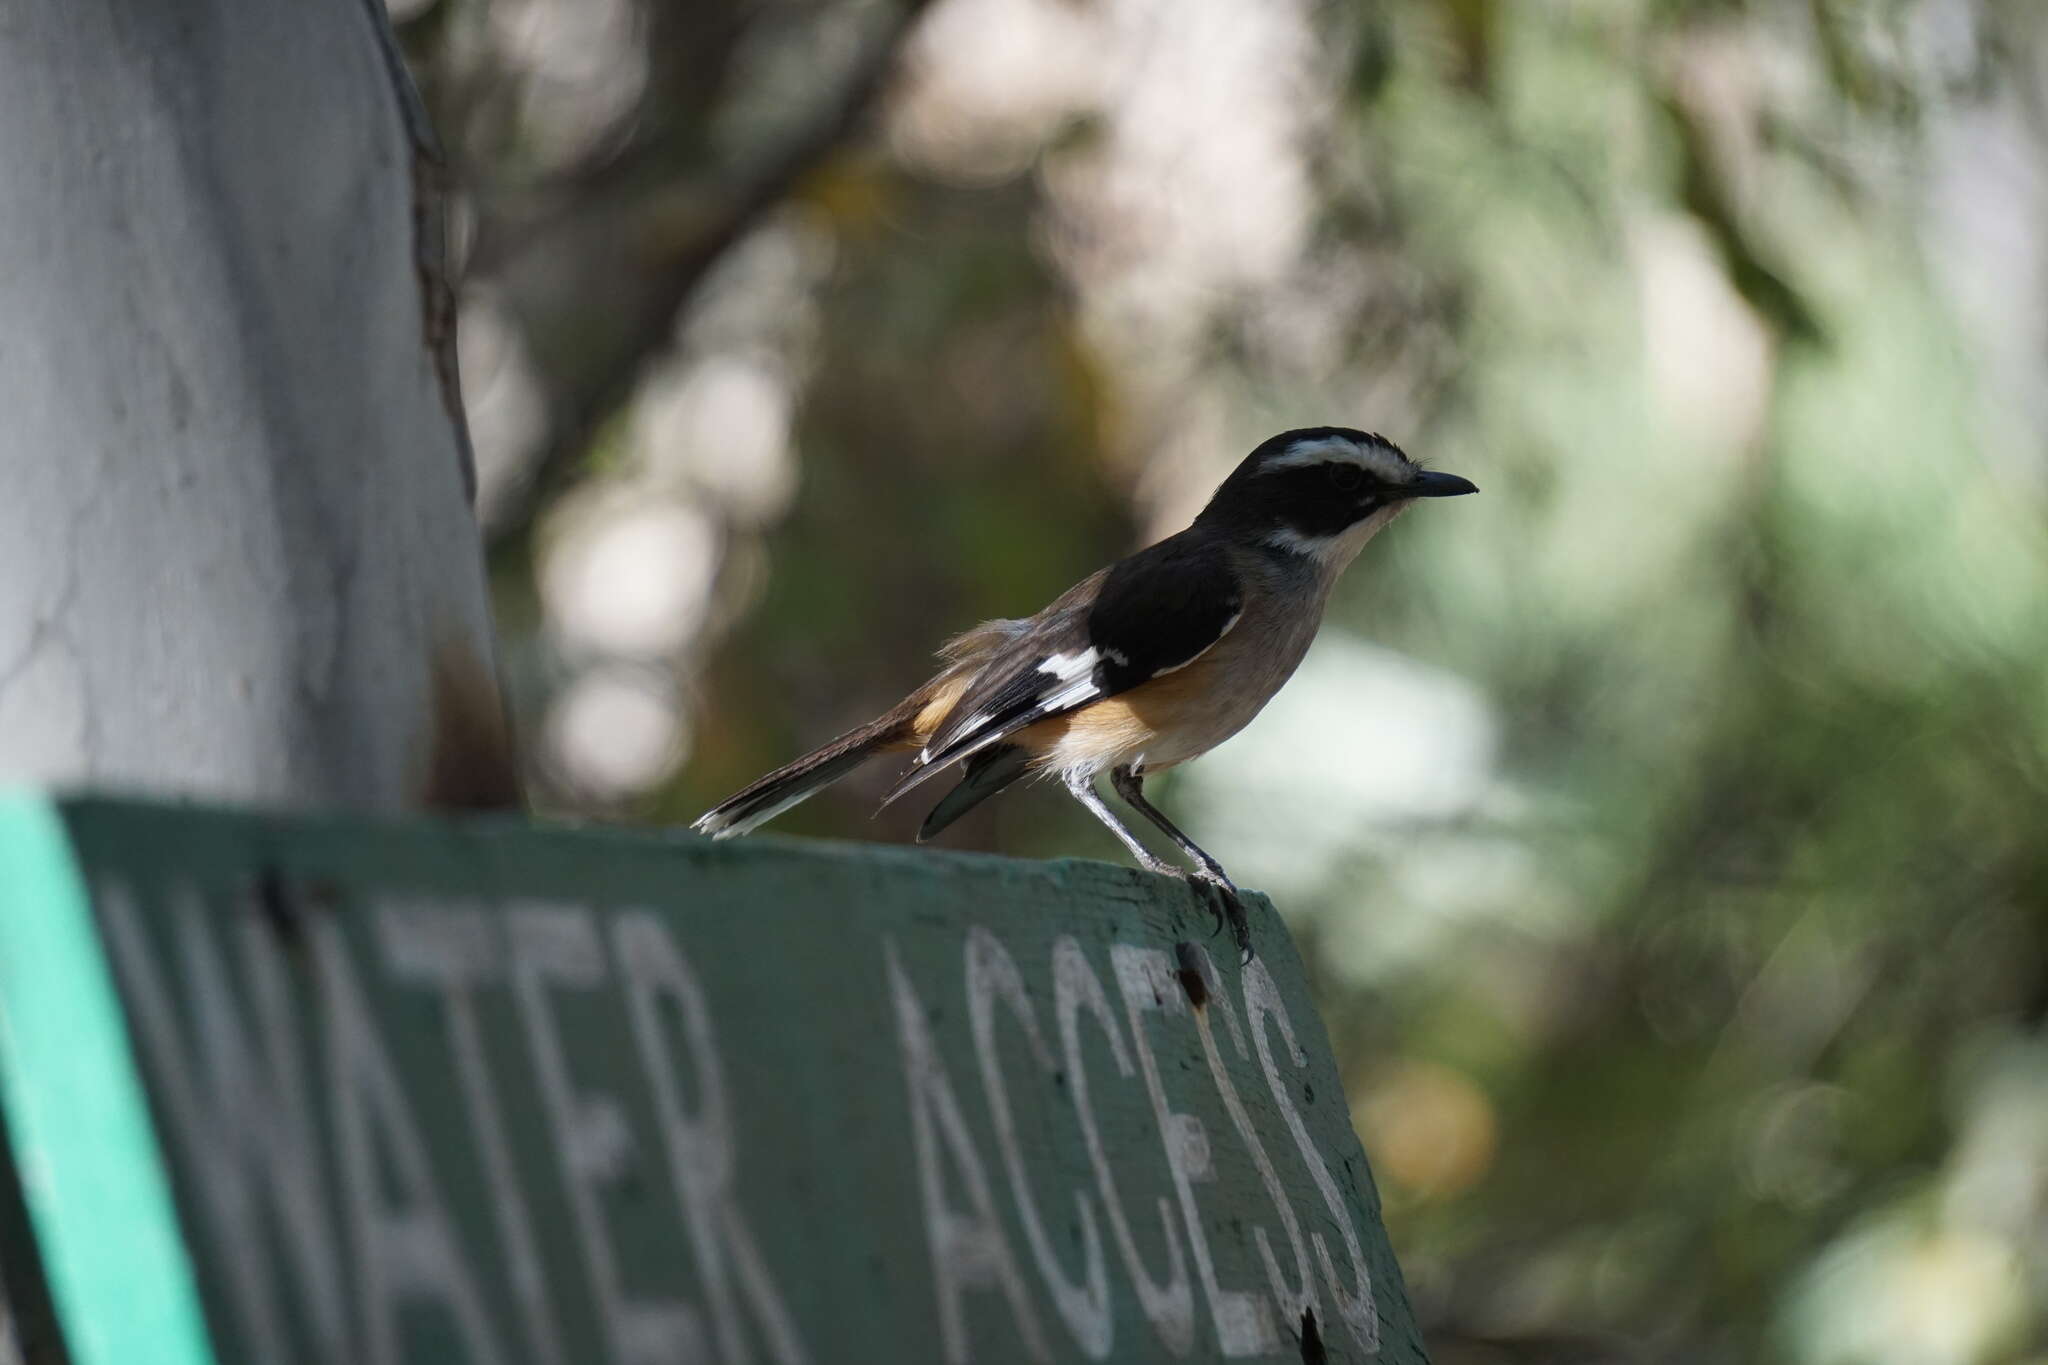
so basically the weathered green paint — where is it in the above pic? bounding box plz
[0,794,215,1365]
[0,795,1427,1365]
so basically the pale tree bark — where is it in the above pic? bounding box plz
[0,0,517,812]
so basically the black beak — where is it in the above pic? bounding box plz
[1404,470,1478,499]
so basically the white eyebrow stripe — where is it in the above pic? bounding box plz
[1264,434,1413,483]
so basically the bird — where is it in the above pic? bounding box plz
[693,427,1477,954]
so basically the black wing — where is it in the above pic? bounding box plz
[883,534,1244,804]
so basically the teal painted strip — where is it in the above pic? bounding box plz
[0,792,217,1365]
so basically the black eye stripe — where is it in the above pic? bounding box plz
[1327,462,1363,491]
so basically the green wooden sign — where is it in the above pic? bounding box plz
[0,794,1426,1365]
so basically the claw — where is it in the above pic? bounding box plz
[1190,873,1252,963]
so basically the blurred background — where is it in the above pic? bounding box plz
[393,0,2048,1360]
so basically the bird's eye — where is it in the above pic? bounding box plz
[1327,463,1364,492]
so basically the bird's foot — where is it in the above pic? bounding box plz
[1131,852,1184,881]
[1191,870,1252,963]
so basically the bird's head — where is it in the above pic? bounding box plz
[1195,427,1477,566]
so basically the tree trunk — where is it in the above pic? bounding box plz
[0,0,516,812]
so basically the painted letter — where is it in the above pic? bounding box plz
[510,904,706,1365]
[1111,944,1276,1357]
[612,911,810,1365]
[1053,937,1195,1356]
[1179,944,1315,1328]
[315,918,507,1365]
[888,939,1049,1364]
[965,927,1111,1357]
[1243,957,1378,1355]
[99,885,348,1364]
[377,899,565,1365]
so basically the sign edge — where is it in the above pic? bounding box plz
[0,790,218,1365]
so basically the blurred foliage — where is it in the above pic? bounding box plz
[400,0,2048,1359]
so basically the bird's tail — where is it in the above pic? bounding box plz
[692,714,910,839]
[917,744,1030,843]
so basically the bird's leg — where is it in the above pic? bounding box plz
[1062,770,1180,877]
[1110,765,1251,960]
[1108,764,1237,884]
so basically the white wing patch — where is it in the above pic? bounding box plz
[923,648,1102,761]
[1265,433,1414,484]
[1037,648,1098,682]
[1028,647,1105,712]
[1037,676,1101,712]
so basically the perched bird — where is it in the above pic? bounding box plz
[694,427,1477,953]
